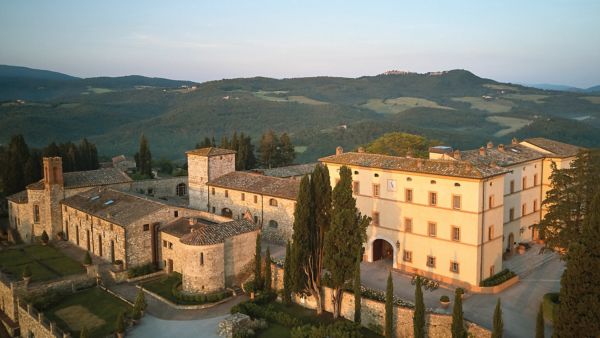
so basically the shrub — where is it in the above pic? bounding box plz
[22,265,32,278]
[115,312,125,333]
[83,251,92,266]
[243,279,257,293]
[127,263,157,278]
[41,230,49,243]
[543,293,559,322]
[480,269,516,287]
[291,321,363,338]
[132,289,147,320]
[440,295,450,302]
[231,301,301,328]
[456,287,465,295]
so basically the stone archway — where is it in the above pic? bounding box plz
[372,239,394,263]
[221,208,233,218]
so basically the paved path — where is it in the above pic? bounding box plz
[130,314,225,338]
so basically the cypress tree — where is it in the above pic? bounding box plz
[353,249,362,323]
[4,135,30,194]
[264,247,272,292]
[324,165,369,318]
[555,193,600,337]
[254,233,262,289]
[258,130,278,168]
[135,134,153,178]
[492,298,503,338]
[283,240,292,305]
[451,288,466,338]
[385,271,394,338]
[413,277,425,338]
[132,288,147,320]
[536,301,544,338]
[79,327,89,338]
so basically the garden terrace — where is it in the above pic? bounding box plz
[0,245,85,282]
[142,272,232,305]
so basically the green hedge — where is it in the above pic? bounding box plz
[543,293,559,323]
[479,269,516,287]
[291,321,363,338]
[231,301,302,328]
[127,263,157,278]
[171,281,232,304]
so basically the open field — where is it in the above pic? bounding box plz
[361,97,453,114]
[0,245,85,282]
[581,96,600,104]
[45,287,131,338]
[483,83,520,91]
[486,116,533,137]
[452,96,515,113]
[253,90,328,105]
[503,93,549,104]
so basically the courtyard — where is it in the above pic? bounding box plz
[0,244,85,282]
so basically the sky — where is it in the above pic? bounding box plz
[1,0,599,87]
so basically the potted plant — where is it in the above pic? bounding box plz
[83,251,92,267]
[115,312,125,338]
[456,287,465,299]
[439,295,450,309]
[113,260,124,272]
[41,230,49,245]
[518,244,526,255]
[22,265,32,285]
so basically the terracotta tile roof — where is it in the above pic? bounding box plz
[60,188,166,226]
[6,190,28,204]
[161,217,217,238]
[208,172,300,200]
[175,219,258,246]
[186,147,236,157]
[522,138,581,158]
[319,152,507,179]
[461,144,544,168]
[26,168,132,190]
[258,163,318,178]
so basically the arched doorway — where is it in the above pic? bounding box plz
[372,239,394,263]
[221,208,233,218]
[507,233,515,254]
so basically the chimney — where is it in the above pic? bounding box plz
[453,149,461,160]
[487,141,494,149]
[479,147,486,156]
[512,137,518,145]
[498,144,505,152]
[357,147,365,153]
[336,146,343,155]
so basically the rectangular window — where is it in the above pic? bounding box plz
[533,199,538,212]
[428,222,437,237]
[450,261,460,273]
[241,193,245,201]
[254,195,258,203]
[452,195,461,210]
[33,205,40,223]
[372,212,380,226]
[225,190,229,198]
[427,256,436,268]
[405,189,413,202]
[429,192,437,206]
[534,174,538,186]
[510,180,515,194]
[490,265,495,277]
[163,240,167,248]
[488,195,494,209]
[404,218,413,233]
[509,208,515,221]
[452,226,460,241]
[174,211,178,218]
[488,225,494,241]
[143,224,150,231]
[522,177,527,190]
[200,252,204,266]
[403,250,412,262]
[353,181,360,194]
[522,203,527,216]
[168,242,173,249]
[372,184,380,197]
[211,188,215,195]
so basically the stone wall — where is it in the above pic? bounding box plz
[17,302,66,338]
[271,265,490,338]
[224,230,257,287]
[181,242,225,293]
[129,176,188,198]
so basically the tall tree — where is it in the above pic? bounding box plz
[278,132,296,166]
[492,298,503,338]
[4,135,30,195]
[364,132,440,158]
[554,192,600,337]
[353,249,362,324]
[290,174,324,313]
[451,288,466,338]
[135,134,153,178]
[254,233,262,289]
[283,240,292,305]
[264,247,272,292]
[258,130,278,168]
[196,137,214,148]
[540,150,600,256]
[24,148,42,185]
[220,135,231,150]
[413,277,425,338]
[385,271,394,338]
[536,302,544,338]
[324,165,369,318]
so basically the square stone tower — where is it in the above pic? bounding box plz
[42,157,65,238]
[186,148,236,211]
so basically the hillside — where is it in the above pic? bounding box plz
[1,65,599,162]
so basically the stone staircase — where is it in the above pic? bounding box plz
[232,285,244,296]
[504,244,558,277]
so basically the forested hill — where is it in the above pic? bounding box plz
[1,65,600,163]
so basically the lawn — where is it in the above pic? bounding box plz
[253,90,328,105]
[0,245,85,282]
[45,287,131,338]
[142,272,230,305]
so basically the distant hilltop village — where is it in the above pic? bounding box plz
[7,137,579,290]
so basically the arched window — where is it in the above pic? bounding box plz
[176,183,187,196]
[269,220,278,228]
[269,199,278,207]
[200,252,204,266]
[221,208,233,218]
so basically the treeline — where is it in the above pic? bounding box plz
[0,135,99,196]
[196,130,296,170]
